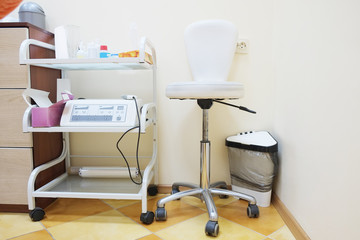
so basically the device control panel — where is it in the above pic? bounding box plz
[60,99,142,127]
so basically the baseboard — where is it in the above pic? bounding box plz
[272,193,311,240]
[157,184,171,194]
[0,204,28,213]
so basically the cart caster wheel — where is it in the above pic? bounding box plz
[205,221,219,237]
[155,207,167,221]
[140,211,154,225]
[29,207,45,221]
[147,184,158,196]
[218,186,229,199]
[247,204,259,218]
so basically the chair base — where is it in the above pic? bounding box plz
[155,182,259,237]
[155,100,259,236]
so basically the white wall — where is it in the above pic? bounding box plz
[272,0,360,239]
[6,0,360,239]
[7,0,274,183]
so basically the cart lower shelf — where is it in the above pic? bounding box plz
[29,173,157,224]
[32,174,156,200]
[33,174,145,199]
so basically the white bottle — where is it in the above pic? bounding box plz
[87,42,97,58]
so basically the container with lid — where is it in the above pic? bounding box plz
[225,131,278,207]
[18,2,45,29]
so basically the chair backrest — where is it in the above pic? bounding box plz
[184,19,238,82]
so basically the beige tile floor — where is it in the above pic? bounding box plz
[0,195,296,240]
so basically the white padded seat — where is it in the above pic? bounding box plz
[166,81,244,99]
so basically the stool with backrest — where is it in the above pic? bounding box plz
[155,19,259,237]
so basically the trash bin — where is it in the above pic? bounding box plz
[225,131,278,207]
[18,2,45,29]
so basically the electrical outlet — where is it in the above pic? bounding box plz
[236,39,249,54]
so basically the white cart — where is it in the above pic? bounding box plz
[19,37,158,224]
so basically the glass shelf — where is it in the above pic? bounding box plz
[33,175,142,197]
[24,121,151,133]
[21,57,152,70]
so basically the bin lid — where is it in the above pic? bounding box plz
[19,2,45,15]
[226,131,278,153]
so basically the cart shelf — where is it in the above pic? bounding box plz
[23,123,152,133]
[22,102,156,133]
[33,174,145,199]
[19,37,156,71]
[19,58,153,70]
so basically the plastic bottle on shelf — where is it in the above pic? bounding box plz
[100,45,109,58]
[87,42,97,58]
[94,39,100,57]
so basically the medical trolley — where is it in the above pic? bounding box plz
[19,37,158,224]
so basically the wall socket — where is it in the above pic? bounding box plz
[236,39,249,54]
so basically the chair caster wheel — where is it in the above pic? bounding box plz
[218,186,229,199]
[147,184,158,196]
[205,221,219,237]
[29,207,45,221]
[140,211,154,225]
[247,204,259,218]
[171,187,179,195]
[171,186,180,200]
[219,194,229,199]
[155,207,167,221]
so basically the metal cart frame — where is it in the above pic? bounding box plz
[19,37,158,224]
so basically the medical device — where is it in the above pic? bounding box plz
[60,98,142,127]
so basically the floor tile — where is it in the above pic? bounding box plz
[217,199,285,236]
[41,198,112,228]
[156,213,265,240]
[102,199,139,209]
[268,225,296,240]
[101,194,159,210]
[0,213,44,239]
[10,229,53,240]
[181,195,238,211]
[0,195,292,240]
[47,209,151,240]
[118,195,206,232]
[137,233,164,240]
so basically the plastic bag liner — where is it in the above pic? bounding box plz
[226,131,278,192]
